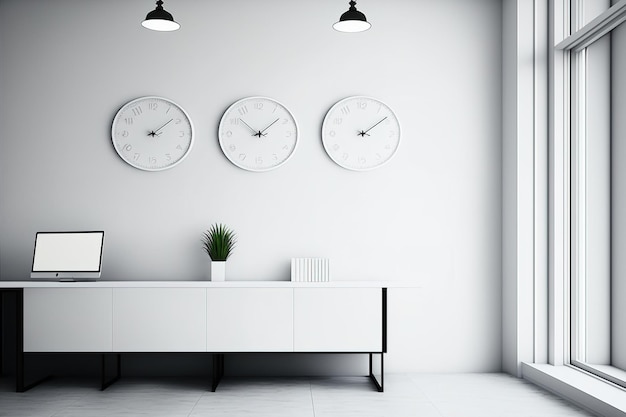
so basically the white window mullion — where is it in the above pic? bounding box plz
[572,0,585,32]
[571,48,587,363]
[548,0,571,367]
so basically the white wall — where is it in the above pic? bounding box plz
[0,0,502,373]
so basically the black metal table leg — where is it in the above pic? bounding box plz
[212,353,224,392]
[368,352,384,392]
[14,289,51,392]
[368,287,387,392]
[16,289,23,392]
[101,353,121,390]
[0,291,4,376]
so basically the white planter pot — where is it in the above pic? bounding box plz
[211,261,226,281]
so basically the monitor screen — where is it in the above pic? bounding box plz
[31,231,104,280]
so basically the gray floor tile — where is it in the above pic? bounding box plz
[0,373,600,417]
[190,377,314,417]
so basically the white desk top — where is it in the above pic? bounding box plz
[0,280,419,289]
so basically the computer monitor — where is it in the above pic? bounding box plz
[30,231,105,280]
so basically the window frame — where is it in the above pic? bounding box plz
[551,0,626,389]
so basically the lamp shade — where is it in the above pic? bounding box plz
[142,1,180,31]
[333,1,371,32]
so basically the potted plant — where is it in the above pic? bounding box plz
[201,223,237,281]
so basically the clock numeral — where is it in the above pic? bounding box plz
[255,156,263,165]
[385,144,392,150]
[254,102,264,110]
[272,153,278,161]
[285,131,292,138]
[237,106,248,116]
[340,105,350,115]
[329,130,336,137]
[148,156,157,165]
[148,102,158,111]
[272,104,279,113]
[282,145,290,151]
[175,118,182,124]
[226,130,233,137]
[121,130,129,138]
[131,106,143,117]
[357,101,367,110]
[333,118,343,125]
[176,144,183,151]
[179,131,185,138]
[166,105,172,114]
[376,153,382,160]
[165,153,172,161]
[388,130,395,138]
[332,144,340,151]
[358,156,366,164]
[282,118,289,125]
[133,153,141,161]
[228,145,236,152]
[229,118,239,125]
[123,144,133,152]
[342,153,349,161]
[239,153,247,161]
[124,117,134,125]
[377,104,383,114]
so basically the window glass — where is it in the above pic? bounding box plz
[571,34,611,367]
[610,21,626,373]
[573,0,611,29]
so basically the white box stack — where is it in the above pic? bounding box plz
[290,258,330,282]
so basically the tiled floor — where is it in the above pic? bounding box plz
[0,373,597,417]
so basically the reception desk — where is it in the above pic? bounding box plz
[0,281,388,392]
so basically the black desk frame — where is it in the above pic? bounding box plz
[211,288,387,392]
[2,287,386,393]
[0,288,50,392]
[0,288,121,392]
[1,288,51,391]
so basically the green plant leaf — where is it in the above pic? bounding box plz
[201,223,237,261]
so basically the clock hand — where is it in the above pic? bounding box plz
[147,119,174,137]
[239,118,259,136]
[154,119,174,134]
[358,117,388,137]
[258,118,280,136]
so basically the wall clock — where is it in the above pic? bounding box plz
[322,96,401,171]
[218,96,299,172]
[111,96,194,171]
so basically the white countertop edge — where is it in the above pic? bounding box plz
[0,280,421,289]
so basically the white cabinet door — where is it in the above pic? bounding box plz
[293,288,382,352]
[113,288,206,352]
[24,288,112,352]
[206,288,293,352]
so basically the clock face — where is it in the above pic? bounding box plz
[111,96,194,171]
[218,97,299,172]
[322,96,401,171]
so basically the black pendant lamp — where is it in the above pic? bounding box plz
[142,0,180,31]
[333,0,371,32]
